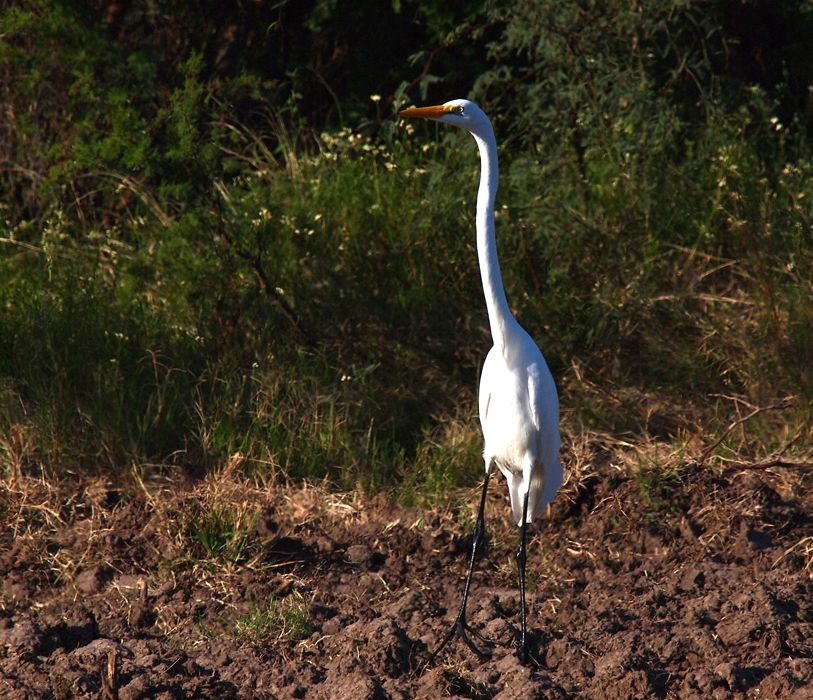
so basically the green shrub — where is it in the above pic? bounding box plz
[1,1,810,491]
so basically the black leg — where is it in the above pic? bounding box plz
[516,486,531,663]
[430,465,494,662]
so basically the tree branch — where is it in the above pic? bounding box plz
[216,225,316,348]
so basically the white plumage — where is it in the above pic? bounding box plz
[401,98,562,662]
[402,98,561,525]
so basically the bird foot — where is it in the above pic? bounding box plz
[429,617,495,664]
[515,634,543,667]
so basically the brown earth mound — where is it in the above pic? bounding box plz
[1,445,812,698]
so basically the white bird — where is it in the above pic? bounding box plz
[400,99,562,664]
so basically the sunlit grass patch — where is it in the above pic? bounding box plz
[184,501,258,566]
[233,594,311,645]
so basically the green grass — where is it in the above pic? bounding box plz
[634,466,683,526]
[184,502,257,565]
[1,1,811,498]
[233,595,311,645]
[1,112,811,493]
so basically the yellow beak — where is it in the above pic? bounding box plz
[399,104,457,119]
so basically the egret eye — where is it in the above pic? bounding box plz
[457,105,464,114]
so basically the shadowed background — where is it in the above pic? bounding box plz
[1,0,811,494]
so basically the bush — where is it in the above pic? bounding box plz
[1,0,810,489]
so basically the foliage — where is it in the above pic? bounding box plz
[0,0,810,494]
[474,0,813,429]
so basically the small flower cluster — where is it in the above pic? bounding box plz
[318,128,393,168]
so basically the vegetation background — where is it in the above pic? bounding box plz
[1,0,811,500]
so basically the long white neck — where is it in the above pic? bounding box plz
[471,129,518,351]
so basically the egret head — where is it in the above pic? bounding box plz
[400,99,492,140]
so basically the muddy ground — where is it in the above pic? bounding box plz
[1,442,812,699]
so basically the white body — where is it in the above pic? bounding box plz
[479,327,561,525]
[423,99,563,525]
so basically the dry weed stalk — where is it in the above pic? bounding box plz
[1,423,31,489]
[774,536,813,578]
[100,646,118,700]
[699,395,796,464]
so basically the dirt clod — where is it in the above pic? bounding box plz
[2,459,812,698]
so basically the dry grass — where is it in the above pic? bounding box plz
[3,408,811,612]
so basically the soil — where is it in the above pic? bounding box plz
[1,448,812,699]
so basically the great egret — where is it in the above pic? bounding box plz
[400,100,562,664]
